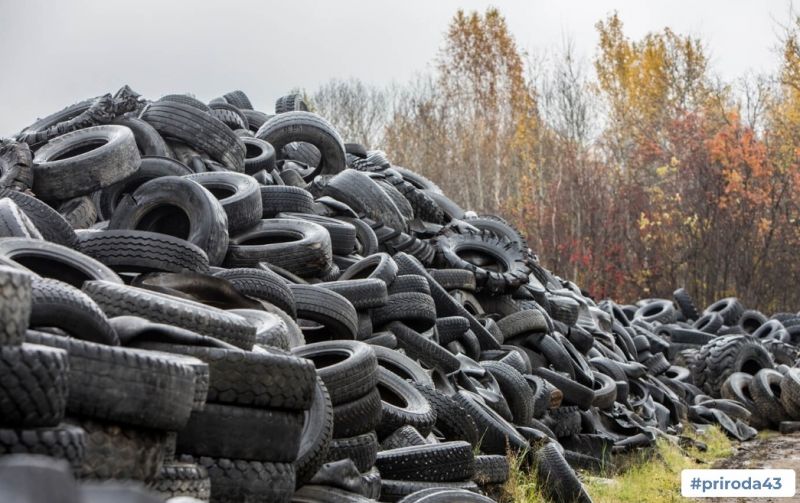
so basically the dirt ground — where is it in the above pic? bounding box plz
[706,433,800,503]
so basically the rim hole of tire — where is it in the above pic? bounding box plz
[306,351,348,369]
[770,383,782,397]
[740,360,761,375]
[643,304,661,317]
[245,143,263,159]
[206,186,236,201]
[377,382,408,408]
[52,139,107,160]
[348,263,378,280]
[138,205,191,240]
[13,255,90,288]
[379,360,415,382]
[242,233,298,246]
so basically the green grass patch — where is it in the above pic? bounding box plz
[500,426,734,503]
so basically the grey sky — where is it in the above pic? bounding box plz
[0,0,796,135]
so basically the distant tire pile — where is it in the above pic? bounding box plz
[0,88,797,503]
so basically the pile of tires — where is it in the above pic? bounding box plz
[0,88,797,503]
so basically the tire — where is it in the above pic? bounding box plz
[480,360,535,425]
[0,198,42,239]
[77,230,210,274]
[532,366,595,411]
[56,196,96,230]
[382,426,427,450]
[534,442,592,503]
[543,406,582,437]
[375,442,474,482]
[275,94,308,114]
[279,212,357,255]
[133,342,315,410]
[435,229,531,294]
[690,335,774,397]
[292,340,378,405]
[96,155,193,220]
[0,343,68,427]
[0,189,77,248]
[213,266,296,317]
[158,94,210,111]
[0,139,34,191]
[376,367,436,438]
[82,280,256,349]
[188,455,295,503]
[634,300,677,325]
[30,278,118,345]
[643,352,670,376]
[592,372,618,410]
[184,172,262,233]
[704,297,744,326]
[387,322,460,374]
[177,403,303,462]
[291,284,358,342]
[339,252,398,284]
[74,417,167,480]
[740,310,768,334]
[32,125,140,200]
[108,175,229,265]
[763,339,800,366]
[472,455,509,485]
[453,391,528,455]
[321,169,407,232]
[780,369,800,419]
[372,292,437,331]
[111,115,169,157]
[424,191,465,221]
[428,269,476,292]
[324,431,378,473]
[0,424,86,470]
[210,104,248,130]
[750,369,790,425]
[260,185,314,216]
[496,310,547,339]
[382,481,479,503]
[0,265,32,345]
[25,331,195,430]
[226,218,331,277]
[665,326,715,345]
[141,101,245,171]
[295,376,334,487]
[673,288,700,321]
[332,387,382,438]
[436,317,469,345]
[0,237,121,288]
[146,462,211,501]
[256,111,346,179]
[318,279,388,310]
[693,312,724,334]
[373,346,434,387]
[242,137,276,174]
[222,90,253,110]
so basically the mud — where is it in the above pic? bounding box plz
[707,433,800,503]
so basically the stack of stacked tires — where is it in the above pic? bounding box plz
[0,87,798,503]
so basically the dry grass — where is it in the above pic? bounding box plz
[500,426,734,503]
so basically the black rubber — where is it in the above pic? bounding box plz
[213,266,296,317]
[0,265,32,346]
[177,403,303,462]
[375,441,474,482]
[226,218,332,277]
[376,367,436,438]
[25,331,195,430]
[295,376,334,487]
[187,455,295,503]
[324,431,379,473]
[30,277,118,345]
[291,284,358,342]
[0,343,68,427]
[108,175,229,265]
[690,335,774,397]
[292,340,378,405]
[185,171,262,233]
[82,280,256,349]
[77,230,210,274]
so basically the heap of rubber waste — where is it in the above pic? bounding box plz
[0,87,798,503]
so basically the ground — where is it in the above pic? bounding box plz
[709,432,800,503]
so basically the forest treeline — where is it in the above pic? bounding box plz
[308,9,800,311]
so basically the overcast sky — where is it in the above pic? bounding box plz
[1,0,797,135]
